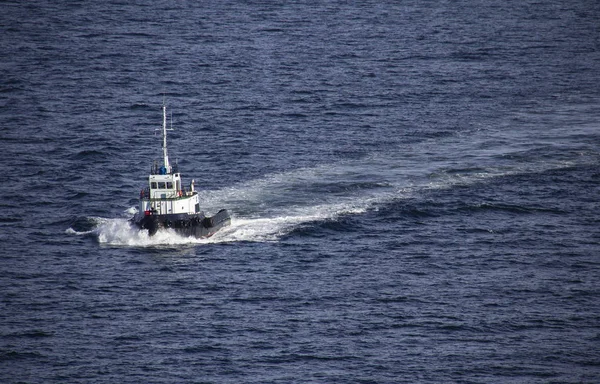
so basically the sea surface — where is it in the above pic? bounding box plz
[1,1,600,383]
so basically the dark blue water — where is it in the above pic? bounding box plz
[2,1,600,382]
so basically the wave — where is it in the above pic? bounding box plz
[66,198,371,247]
[66,216,198,247]
[66,148,585,247]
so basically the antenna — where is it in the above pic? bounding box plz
[160,103,174,173]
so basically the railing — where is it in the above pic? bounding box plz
[150,163,179,175]
[139,186,193,200]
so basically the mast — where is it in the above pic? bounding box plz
[161,103,171,173]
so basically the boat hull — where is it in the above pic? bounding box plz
[134,209,231,238]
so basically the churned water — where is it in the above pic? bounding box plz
[1,1,600,383]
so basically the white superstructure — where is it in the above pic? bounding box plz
[138,104,200,216]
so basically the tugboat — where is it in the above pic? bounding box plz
[132,103,231,237]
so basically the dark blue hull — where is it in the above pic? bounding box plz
[134,209,231,238]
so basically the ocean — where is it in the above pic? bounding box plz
[1,1,599,382]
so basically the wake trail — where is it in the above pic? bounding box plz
[68,141,585,247]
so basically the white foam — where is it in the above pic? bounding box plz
[89,197,372,247]
[92,218,193,247]
[203,202,370,244]
[125,206,138,215]
[73,152,582,247]
[65,227,83,235]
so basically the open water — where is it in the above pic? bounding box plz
[1,1,600,383]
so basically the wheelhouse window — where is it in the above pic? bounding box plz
[150,180,174,190]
